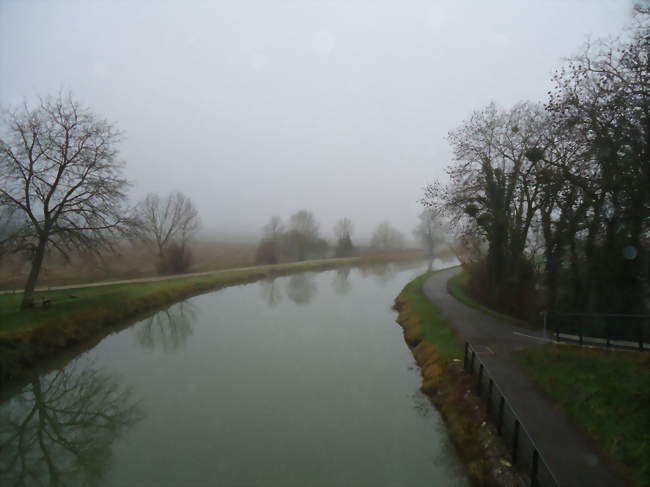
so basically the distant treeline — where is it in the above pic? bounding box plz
[424,5,649,317]
[254,211,419,264]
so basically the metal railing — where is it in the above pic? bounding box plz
[463,342,560,487]
[545,312,650,351]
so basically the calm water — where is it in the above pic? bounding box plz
[0,259,466,487]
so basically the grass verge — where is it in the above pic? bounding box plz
[513,344,650,487]
[447,272,531,328]
[394,270,525,487]
[0,255,415,387]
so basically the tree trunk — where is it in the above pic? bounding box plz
[21,237,48,309]
[541,211,556,309]
[568,230,581,310]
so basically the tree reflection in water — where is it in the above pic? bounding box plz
[366,262,396,287]
[0,361,142,487]
[135,300,197,352]
[259,277,283,308]
[286,272,317,305]
[331,267,352,296]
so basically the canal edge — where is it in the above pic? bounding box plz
[393,270,527,487]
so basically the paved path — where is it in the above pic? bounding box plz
[424,268,627,487]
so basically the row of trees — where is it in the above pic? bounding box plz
[255,211,329,264]
[424,5,649,316]
[255,212,419,264]
[0,95,202,308]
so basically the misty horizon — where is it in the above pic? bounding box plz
[0,0,634,240]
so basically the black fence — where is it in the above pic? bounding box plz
[463,342,560,487]
[546,312,650,351]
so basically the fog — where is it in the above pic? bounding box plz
[0,0,633,240]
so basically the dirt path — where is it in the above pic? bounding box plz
[423,268,627,487]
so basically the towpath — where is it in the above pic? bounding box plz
[0,259,354,295]
[0,266,263,294]
[423,268,627,487]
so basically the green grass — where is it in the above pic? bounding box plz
[514,344,650,487]
[398,270,462,360]
[1,281,172,333]
[447,271,530,328]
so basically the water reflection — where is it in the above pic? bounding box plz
[331,267,352,296]
[0,361,142,487]
[392,259,431,272]
[428,417,468,486]
[0,259,468,486]
[286,272,318,305]
[135,301,197,352]
[365,262,396,287]
[258,277,283,308]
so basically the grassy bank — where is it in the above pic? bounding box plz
[514,344,650,487]
[394,271,524,486]
[447,272,530,328]
[0,255,419,386]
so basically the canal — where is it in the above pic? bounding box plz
[0,260,466,486]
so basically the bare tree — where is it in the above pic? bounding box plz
[333,218,353,241]
[290,210,319,237]
[413,209,445,257]
[333,217,355,257]
[0,95,130,308]
[264,216,284,242]
[285,210,323,260]
[422,102,547,312]
[419,6,649,316]
[133,191,200,273]
[370,222,405,251]
[542,17,650,313]
[255,216,285,264]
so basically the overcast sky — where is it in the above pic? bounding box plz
[0,0,636,241]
